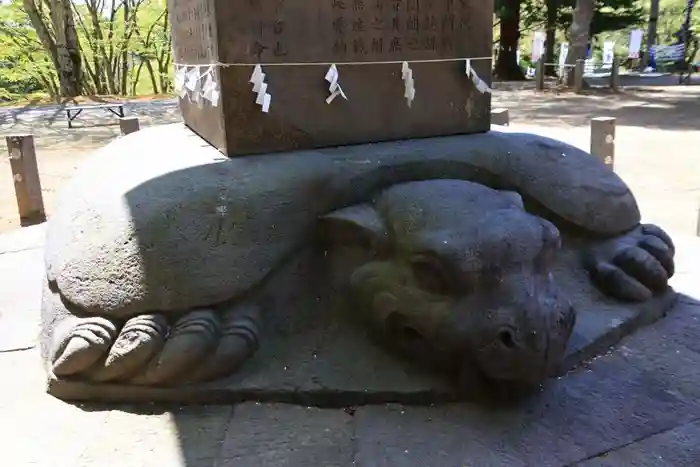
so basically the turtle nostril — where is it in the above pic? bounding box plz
[498,329,516,349]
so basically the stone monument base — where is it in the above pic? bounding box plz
[46,244,676,404]
[42,124,677,405]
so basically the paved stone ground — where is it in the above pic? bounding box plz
[1,225,699,466]
[1,80,699,465]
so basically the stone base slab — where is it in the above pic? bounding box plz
[47,243,677,405]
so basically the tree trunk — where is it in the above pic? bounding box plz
[22,0,60,72]
[643,0,660,68]
[142,60,159,94]
[545,0,559,76]
[565,0,595,86]
[51,0,83,97]
[494,0,525,80]
[131,61,145,95]
[120,1,130,95]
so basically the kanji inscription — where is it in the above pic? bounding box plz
[328,0,472,58]
[170,0,217,62]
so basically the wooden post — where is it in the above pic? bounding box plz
[590,117,615,170]
[610,57,620,91]
[119,117,140,135]
[491,108,509,126]
[5,135,46,225]
[574,59,585,93]
[535,60,545,91]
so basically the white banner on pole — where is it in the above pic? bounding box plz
[532,31,546,63]
[628,29,643,59]
[558,42,569,75]
[602,41,615,68]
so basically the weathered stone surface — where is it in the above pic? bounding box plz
[0,246,42,352]
[46,240,676,403]
[216,403,354,466]
[43,124,640,319]
[170,0,493,155]
[576,421,700,466]
[353,312,700,467]
[41,123,678,402]
[0,246,697,466]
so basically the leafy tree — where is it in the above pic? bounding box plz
[0,0,172,100]
[0,0,60,99]
[21,0,84,97]
[557,0,645,35]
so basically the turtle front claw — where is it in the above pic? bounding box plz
[584,223,675,302]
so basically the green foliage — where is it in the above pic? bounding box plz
[498,0,697,63]
[0,0,58,101]
[516,0,645,35]
[558,0,645,35]
[0,0,172,102]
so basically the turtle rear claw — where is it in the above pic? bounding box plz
[51,317,118,377]
[51,304,260,386]
[186,304,261,383]
[130,309,220,386]
[88,314,168,382]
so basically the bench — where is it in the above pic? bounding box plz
[65,103,125,128]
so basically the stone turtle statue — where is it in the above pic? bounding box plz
[40,124,675,392]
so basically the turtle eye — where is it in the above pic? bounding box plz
[411,255,453,295]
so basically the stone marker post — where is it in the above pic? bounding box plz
[491,108,509,126]
[119,117,140,135]
[574,59,585,93]
[5,135,46,224]
[535,60,545,91]
[610,57,620,91]
[168,0,494,156]
[590,117,615,170]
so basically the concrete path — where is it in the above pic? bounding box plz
[1,223,700,466]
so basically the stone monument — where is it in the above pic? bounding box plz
[37,0,678,405]
[170,0,493,155]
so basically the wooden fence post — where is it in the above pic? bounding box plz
[590,117,616,170]
[119,117,140,135]
[491,108,510,126]
[535,60,545,91]
[610,57,620,91]
[574,59,585,93]
[5,135,46,225]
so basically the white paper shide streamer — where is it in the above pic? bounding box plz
[401,61,416,107]
[465,59,492,94]
[173,64,221,107]
[201,72,220,107]
[249,64,271,113]
[324,64,347,104]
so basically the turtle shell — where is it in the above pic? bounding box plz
[44,124,639,318]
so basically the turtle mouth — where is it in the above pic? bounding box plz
[383,312,434,356]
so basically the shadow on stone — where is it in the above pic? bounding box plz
[43,125,676,407]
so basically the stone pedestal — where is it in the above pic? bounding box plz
[40,124,678,404]
[169,0,494,156]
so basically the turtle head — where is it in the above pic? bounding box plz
[319,182,576,389]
